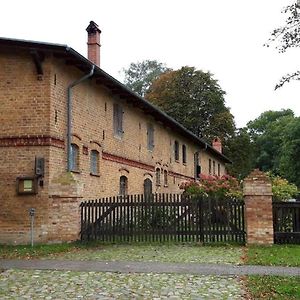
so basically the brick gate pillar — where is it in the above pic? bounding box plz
[48,172,83,243]
[243,169,274,245]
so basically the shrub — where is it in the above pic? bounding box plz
[180,174,242,199]
[267,173,298,201]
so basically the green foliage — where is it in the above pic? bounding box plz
[146,66,235,142]
[279,117,300,187]
[180,174,242,199]
[123,60,171,97]
[225,128,254,179]
[267,172,298,201]
[246,110,300,187]
[247,109,294,137]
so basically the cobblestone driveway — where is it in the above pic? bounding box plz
[0,269,246,299]
[0,244,248,299]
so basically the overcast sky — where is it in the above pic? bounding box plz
[1,0,299,127]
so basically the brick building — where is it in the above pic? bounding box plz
[0,21,231,244]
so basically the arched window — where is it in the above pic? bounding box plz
[119,176,128,196]
[70,143,79,171]
[90,150,99,175]
[144,178,152,198]
[155,168,161,186]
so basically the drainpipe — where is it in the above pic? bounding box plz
[67,65,95,171]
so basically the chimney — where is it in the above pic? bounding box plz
[212,137,222,153]
[86,21,101,67]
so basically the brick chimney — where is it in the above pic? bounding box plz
[212,137,222,153]
[86,21,101,67]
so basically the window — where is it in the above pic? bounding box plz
[144,178,152,198]
[164,170,168,186]
[209,159,212,175]
[213,160,216,175]
[147,124,154,151]
[174,140,179,161]
[119,176,128,196]
[182,144,187,164]
[218,163,221,176]
[194,152,200,179]
[70,143,79,171]
[156,168,161,186]
[113,103,123,137]
[90,150,99,175]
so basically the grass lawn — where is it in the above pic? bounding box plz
[0,242,243,264]
[246,244,300,299]
[0,243,77,259]
[247,276,300,299]
[246,244,300,267]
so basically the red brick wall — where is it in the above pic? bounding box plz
[243,169,274,245]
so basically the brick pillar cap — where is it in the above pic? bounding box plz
[243,169,271,183]
[243,169,272,196]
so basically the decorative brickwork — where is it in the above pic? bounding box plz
[102,152,155,172]
[243,169,274,245]
[0,135,65,149]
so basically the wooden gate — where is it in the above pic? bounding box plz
[80,194,245,244]
[273,201,300,244]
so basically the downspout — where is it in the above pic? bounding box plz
[67,65,95,171]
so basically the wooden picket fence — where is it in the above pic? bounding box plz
[80,194,245,244]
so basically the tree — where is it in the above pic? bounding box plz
[247,109,294,174]
[247,109,294,136]
[266,1,300,89]
[225,128,254,179]
[146,66,235,143]
[123,60,171,97]
[279,117,300,187]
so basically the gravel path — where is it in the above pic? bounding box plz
[0,269,246,299]
[1,259,300,276]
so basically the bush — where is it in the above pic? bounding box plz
[180,174,242,199]
[267,173,298,201]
